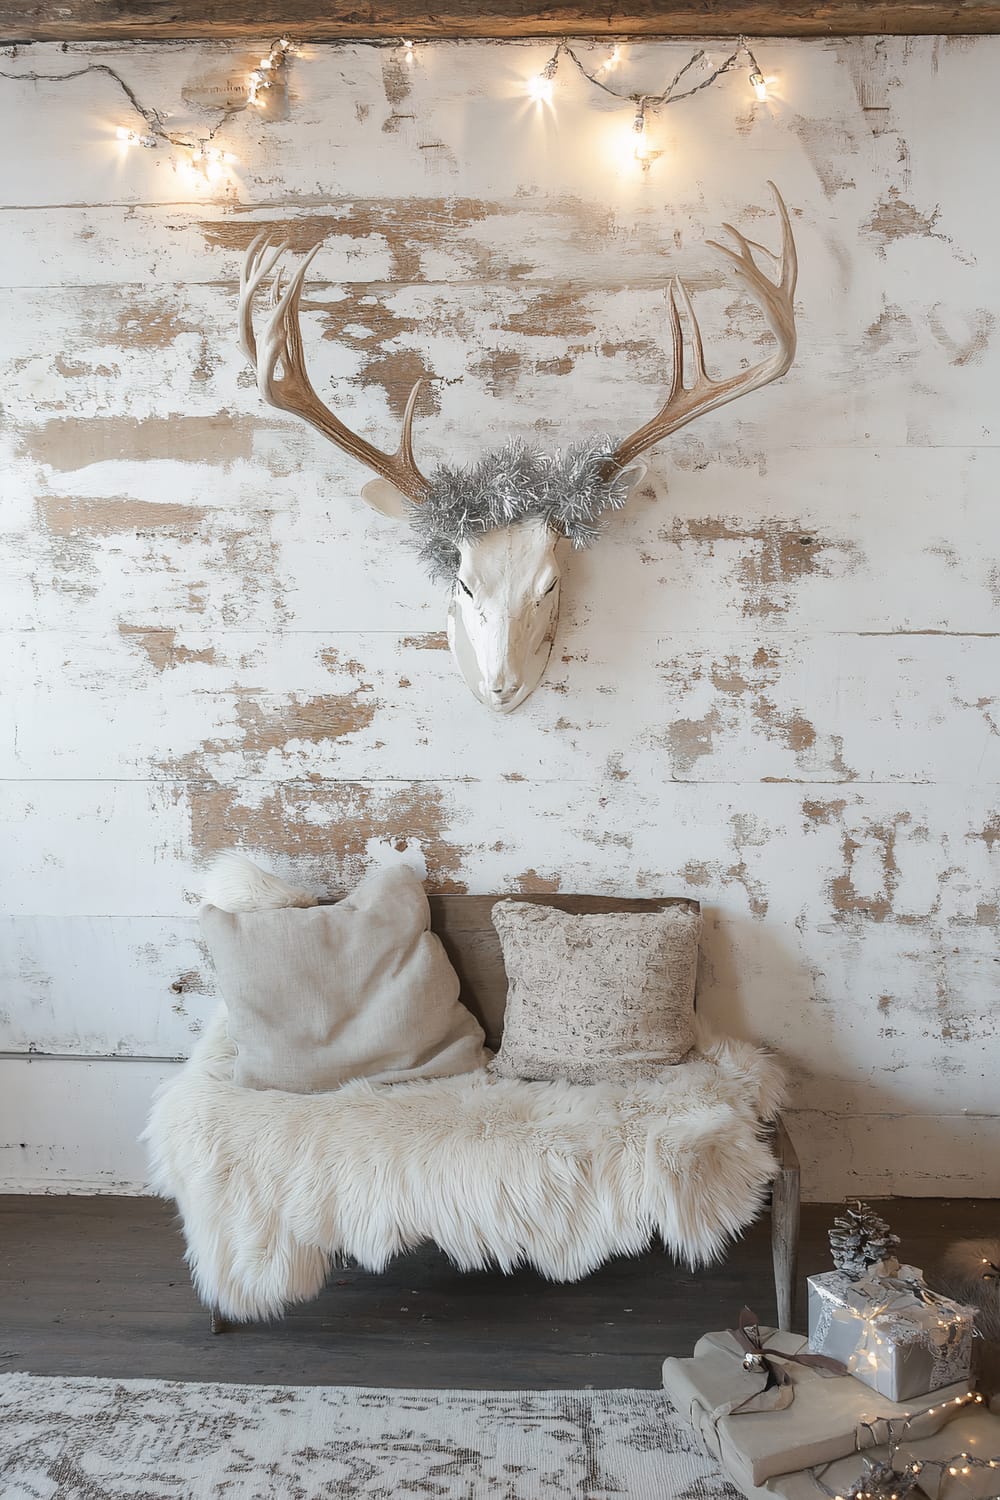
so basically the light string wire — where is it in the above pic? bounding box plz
[525,36,769,164]
[0,36,292,165]
[536,33,773,141]
[544,35,765,111]
[0,34,766,177]
[808,1390,1000,1500]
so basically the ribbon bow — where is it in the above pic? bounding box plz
[726,1308,847,1413]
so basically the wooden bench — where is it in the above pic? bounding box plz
[210,893,800,1334]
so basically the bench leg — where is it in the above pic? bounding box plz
[210,1305,227,1335]
[771,1113,800,1332]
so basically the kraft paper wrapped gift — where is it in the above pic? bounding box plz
[661,1327,971,1492]
[895,1407,1000,1500]
[808,1266,976,1402]
[760,1405,1000,1500]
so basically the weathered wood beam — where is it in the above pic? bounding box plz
[3,1,1000,42]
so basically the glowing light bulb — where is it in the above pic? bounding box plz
[528,53,558,105]
[632,101,649,158]
[116,125,132,142]
[749,68,767,102]
[527,73,553,104]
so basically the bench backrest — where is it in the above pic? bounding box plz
[426,894,700,1050]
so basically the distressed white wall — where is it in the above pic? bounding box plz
[0,36,997,1200]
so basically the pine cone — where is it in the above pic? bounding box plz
[829,1200,901,1279]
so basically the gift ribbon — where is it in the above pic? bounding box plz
[725,1308,847,1412]
[842,1269,974,1351]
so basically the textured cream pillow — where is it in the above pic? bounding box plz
[201,864,488,1092]
[490,901,700,1084]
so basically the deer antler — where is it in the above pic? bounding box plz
[607,182,797,473]
[238,232,429,503]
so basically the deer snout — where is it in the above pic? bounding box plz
[486,673,521,707]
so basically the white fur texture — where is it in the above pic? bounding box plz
[145,1009,784,1322]
[203,852,318,913]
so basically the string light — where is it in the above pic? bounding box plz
[0,38,295,183]
[523,34,772,159]
[632,98,649,163]
[248,37,292,105]
[4,34,767,187]
[116,125,156,149]
[814,1391,998,1500]
[527,52,559,105]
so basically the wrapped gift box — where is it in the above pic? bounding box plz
[808,1265,975,1402]
[759,1405,1000,1500]
[661,1326,971,1491]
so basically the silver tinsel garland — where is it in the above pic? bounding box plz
[406,437,634,580]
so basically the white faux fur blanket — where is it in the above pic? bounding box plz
[146,1013,783,1321]
[144,856,784,1322]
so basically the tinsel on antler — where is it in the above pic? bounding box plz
[829,1201,901,1280]
[408,438,635,581]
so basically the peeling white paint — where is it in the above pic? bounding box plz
[1,38,998,1199]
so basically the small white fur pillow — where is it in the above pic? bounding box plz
[204,851,318,912]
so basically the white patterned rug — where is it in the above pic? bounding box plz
[0,1373,739,1499]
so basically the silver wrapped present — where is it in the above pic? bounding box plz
[807,1263,975,1402]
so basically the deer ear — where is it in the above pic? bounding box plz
[360,478,412,521]
[618,459,648,493]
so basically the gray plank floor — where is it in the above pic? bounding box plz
[1,1196,995,1389]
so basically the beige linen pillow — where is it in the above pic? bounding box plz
[201,863,488,1092]
[490,901,700,1084]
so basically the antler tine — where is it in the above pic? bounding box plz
[607,183,798,475]
[666,280,685,402]
[674,277,707,385]
[398,378,424,469]
[237,235,430,503]
[238,231,289,364]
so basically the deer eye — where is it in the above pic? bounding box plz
[458,579,473,598]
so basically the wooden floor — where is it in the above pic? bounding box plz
[1,1196,996,1390]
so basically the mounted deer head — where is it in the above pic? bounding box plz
[239,183,797,712]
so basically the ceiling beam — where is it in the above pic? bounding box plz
[3,1,1000,42]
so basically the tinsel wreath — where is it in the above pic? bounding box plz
[407,438,634,580]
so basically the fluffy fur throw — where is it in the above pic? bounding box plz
[144,856,784,1322]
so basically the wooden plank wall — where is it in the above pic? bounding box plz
[0,37,997,1200]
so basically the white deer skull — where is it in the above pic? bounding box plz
[238,184,797,712]
[451,518,562,711]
